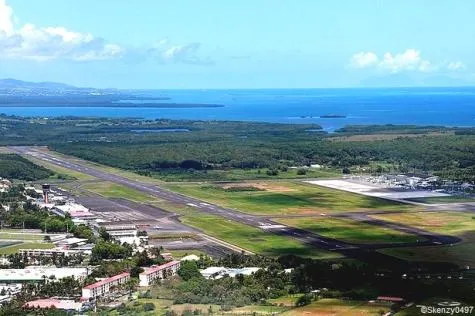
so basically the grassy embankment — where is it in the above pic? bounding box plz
[274,217,423,244]
[164,181,415,216]
[374,212,475,267]
[79,181,161,203]
[0,230,55,254]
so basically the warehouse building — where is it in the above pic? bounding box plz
[0,267,90,283]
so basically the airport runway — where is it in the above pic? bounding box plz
[9,146,461,258]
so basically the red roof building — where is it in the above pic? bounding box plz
[82,272,130,299]
[139,261,180,286]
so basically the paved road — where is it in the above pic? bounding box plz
[9,146,461,257]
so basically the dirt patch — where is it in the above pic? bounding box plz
[248,238,266,242]
[220,182,297,193]
[287,208,328,215]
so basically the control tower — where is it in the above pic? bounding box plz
[42,184,51,204]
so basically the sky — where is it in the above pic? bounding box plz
[0,0,474,89]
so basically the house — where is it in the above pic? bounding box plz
[161,252,174,260]
[139,261,181,286]
[81,272,130,300]
[376,296,405,303]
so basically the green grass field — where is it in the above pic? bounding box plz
[274,217,423,244]
[268,294,304,306]
[80,181,160,203]
[165,181,414,215]
[180,211,341,259]
[374,212,475,267]
[0,241,22,249]
[0,232,44,240]
[0,242,55,255]
[372,212,475,236]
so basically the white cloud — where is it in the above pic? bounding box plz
[379,49,433,72]
[349,49,464,73]
[447,61,465,71]
[351,52,379,68]
[0,0,13,35]
[0,1,123,61]
[142,41,213,65]
[0,0,209,65]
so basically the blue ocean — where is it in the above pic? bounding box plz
[1,87,475,131]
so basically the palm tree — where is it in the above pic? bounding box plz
[125,278,138,298]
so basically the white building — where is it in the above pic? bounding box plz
[200,267,261,279]
[19,247,91,257]
[55,237,88,249]
[81,272,130,300]
[53,203,96,220]
[0,267,90,283]
[139,261,181,286]
[97,223,147,245]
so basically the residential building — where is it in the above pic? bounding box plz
[81,272,130,300]
[139,261,181,286]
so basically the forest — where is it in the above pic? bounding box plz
[0,115,474,182]
[0,154,53,181]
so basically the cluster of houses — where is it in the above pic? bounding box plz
[0,179,12,193]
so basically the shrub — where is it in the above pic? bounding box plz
[143,302,155,311]
[296,294,313,307]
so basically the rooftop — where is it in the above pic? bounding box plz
[141,261,180,276]
[0,267,89,281]
[83,272,130,290]
[24,298,82,310]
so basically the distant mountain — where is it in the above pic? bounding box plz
[0,78,79,90]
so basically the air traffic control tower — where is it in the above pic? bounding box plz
[42,184,51,204]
